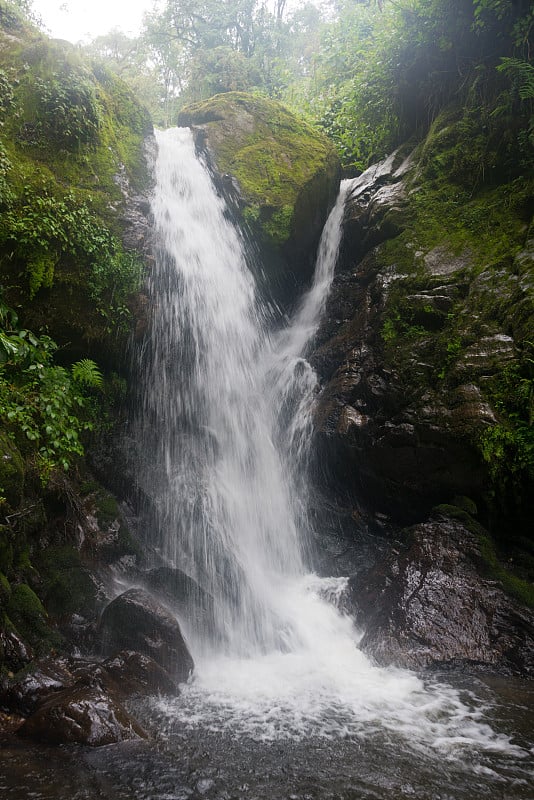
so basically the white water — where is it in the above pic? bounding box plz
[138,127,524,759]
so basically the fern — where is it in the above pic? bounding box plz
[71,358,103,388]
[497,57,534,101]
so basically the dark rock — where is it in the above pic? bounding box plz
[100,650,178,697]
[0,630,33,674]
[145,566,216,638]
[349,516,534,675]
[0,657,74,715]
[18,685,147,746]
[98,588,194,681]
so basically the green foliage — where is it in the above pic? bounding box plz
[0,183,143,323]
[478,532,534,606]
[480,356,534,483]
[33,69,102,149]
[71,359,103,388]
[0,302,102,479]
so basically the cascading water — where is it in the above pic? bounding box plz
[134,127,528,763]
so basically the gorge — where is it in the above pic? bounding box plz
[0,2,533,798]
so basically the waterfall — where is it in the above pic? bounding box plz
[136,126,344,656]
[135,128,519,754]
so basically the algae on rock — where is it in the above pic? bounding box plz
[178,92,340,299]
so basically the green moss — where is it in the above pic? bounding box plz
[452,495,478,516]
[478,534,534,607]
[0,25,150,355]
[36,545,96,619]
[0,529,13,574]
[0,570,11,603]
[433,504,485,537]
[7,582,61,650]
[95,492,119,527]
[177,92,338,251]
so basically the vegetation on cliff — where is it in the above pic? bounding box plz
[0,0,151,669]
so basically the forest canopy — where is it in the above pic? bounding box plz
[71,0,533,171]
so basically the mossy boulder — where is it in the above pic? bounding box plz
[6,583,60,652]
[178,92,340,300]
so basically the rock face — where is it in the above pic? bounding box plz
[349,515,534,675]
[311,143,534,539]
[177,92,340,301]
[98,588,194,682]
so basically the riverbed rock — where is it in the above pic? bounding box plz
[18,685,147,746]
[98,588,194,681]
[178,92,340,302]
[0,657,74,715]
[99,650,178,697]
[349,515,534,675]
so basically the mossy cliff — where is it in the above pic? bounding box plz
[0,2,152,674]
[312,104,533,602]
[0,1,152,360]
[177,92,340,300]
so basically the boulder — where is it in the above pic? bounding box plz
[0,630,33,674]
[145,566,216,638]
[18,685,146,746]
[349,514,534,675]
[98,650,178,697]
[0,657,74,715]
[178,92,340,302]
[98,588,194,681]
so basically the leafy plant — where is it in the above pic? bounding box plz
[71,358,103,388]
[0,302,102,479]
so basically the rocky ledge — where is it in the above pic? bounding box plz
[348,512,534,675]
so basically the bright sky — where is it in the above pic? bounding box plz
[30,0,307,44]
[31,0,162,43]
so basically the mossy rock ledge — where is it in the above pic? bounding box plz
[177,92,341,302]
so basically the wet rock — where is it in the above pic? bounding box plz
[145,566,216,638]
[349,515,534,675]
[100,650,178,697]
[98,588,194,681]
[0,657,74,715]
[0,630,33,674]
[18,685,147,746]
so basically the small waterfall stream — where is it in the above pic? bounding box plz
[132,127,529,769]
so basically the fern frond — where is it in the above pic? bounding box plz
[71,358,103,388]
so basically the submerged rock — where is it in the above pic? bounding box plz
[349,515,534,675]
[18,685,146,746]
[98,588,194,681]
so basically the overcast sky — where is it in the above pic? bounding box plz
[31,0,162,43]
[31,1,308,44]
